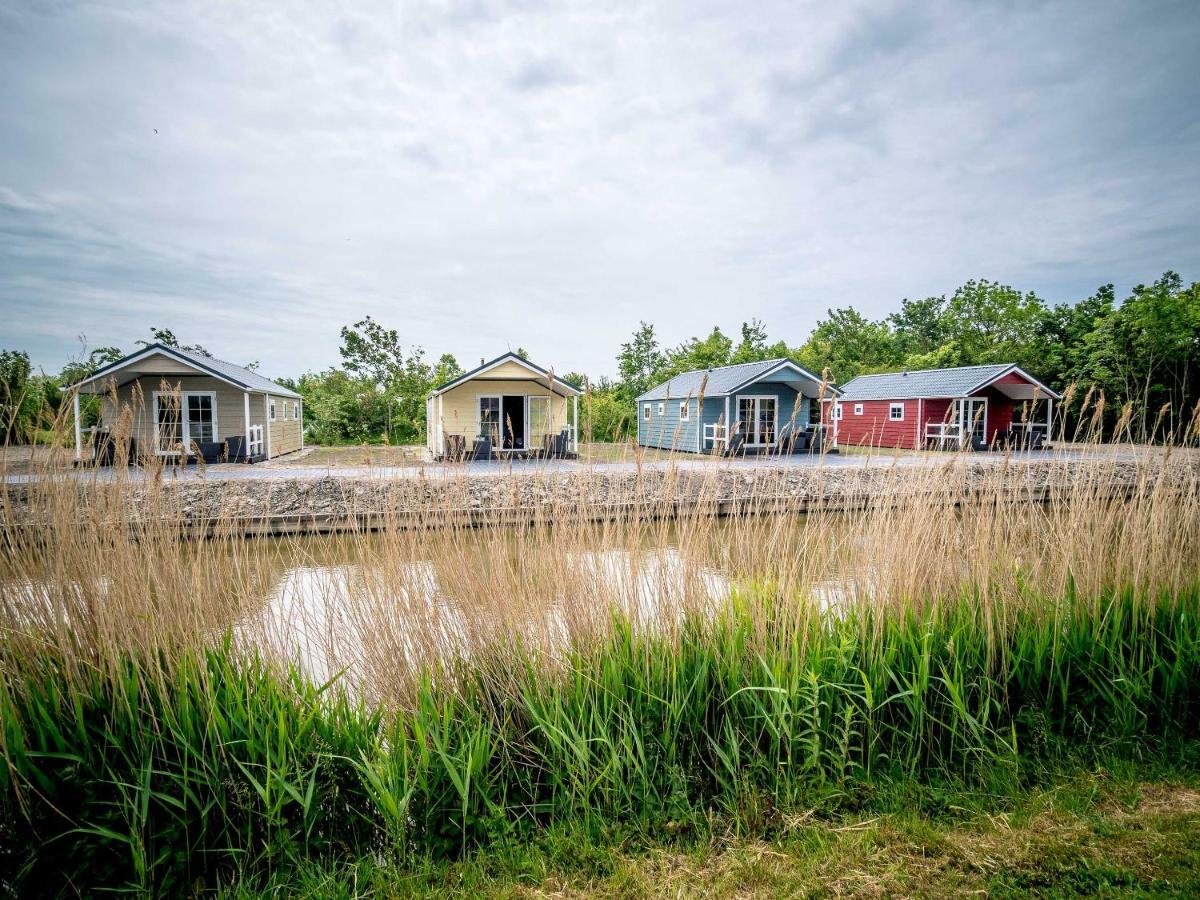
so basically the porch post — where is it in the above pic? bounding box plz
[243,392,250,458]
[437,394,444,456]
[300,399,305,450]
[1046,398,1053,440]
[572,394,578,452]
[724,395,730,446]
[73,391,82,461]
[264,394,272,459]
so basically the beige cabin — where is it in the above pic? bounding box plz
[426,353,581,460]
[65,343,303,463]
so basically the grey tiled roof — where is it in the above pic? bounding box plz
[636,358,832,401]
[76,343,301,398]
[836,364,1015,401]
[163,346,302,398]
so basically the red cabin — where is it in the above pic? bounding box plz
[821,364,1060,450]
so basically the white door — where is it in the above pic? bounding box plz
[955,398,988,446]
[736,396,777,446]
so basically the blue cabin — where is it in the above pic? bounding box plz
[635,359,838,453]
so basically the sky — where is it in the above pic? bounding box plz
[1,0,1198,381]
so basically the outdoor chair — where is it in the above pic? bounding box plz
[471,436,492,461]
[198,441,225,464]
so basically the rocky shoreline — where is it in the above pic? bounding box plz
[5,452,1195,535]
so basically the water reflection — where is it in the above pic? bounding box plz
[240,542,734,690]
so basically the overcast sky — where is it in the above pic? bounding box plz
[2,0,1197,380]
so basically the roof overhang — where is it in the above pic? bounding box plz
[64,345,252,395]
[724,360,841,398]
[967,365,1062,401]
[431,352,581,398]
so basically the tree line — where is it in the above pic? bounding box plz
[2,271,1197,446]
[579,271,1199,441]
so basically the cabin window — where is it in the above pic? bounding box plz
[679,400,689,421]
[834,404,842,421]
[643,403,651,422]
[854,403,863,415]
[293,401,300,420]
[269,399,276,421]
[889,403,904,421]
[657,402,665,415]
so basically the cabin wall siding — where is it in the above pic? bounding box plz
[97,376,304,459]
[825,398,923,448]
[638,383,806,452]
[99,376,249,456]
[434,379,570,447]
[638,396,700,451]
[267,395,303,458]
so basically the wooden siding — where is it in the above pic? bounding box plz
[267,394,303,458]
[638,383,808,452]
[432,379,570,450]
[637,397,701,451]
[826,398,923,449]
[97,376,301,460]
[825,392,1021,449]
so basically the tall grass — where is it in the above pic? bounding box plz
[1,419,1199,893]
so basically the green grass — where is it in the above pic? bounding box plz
[220,759,1200,897]
[3,587,1199,895]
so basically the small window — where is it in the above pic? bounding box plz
[643,403,651,422]
[854,403,863,416]
[657,402,665,415]
[889,403,904,421]
[834,404,843,421]
[269,399,276,421]
[679,400,690,421]
[293,401,300,420]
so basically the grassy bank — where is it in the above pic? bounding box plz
[2,431,1199,894]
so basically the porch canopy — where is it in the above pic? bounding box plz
[63,343,300,460]
[427,352,581,457]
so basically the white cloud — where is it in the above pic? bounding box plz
[1,0,1197,377]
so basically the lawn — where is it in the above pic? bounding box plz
[224,762,1200,897]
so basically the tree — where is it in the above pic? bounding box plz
[138,327,212,357]
[1075,272,1200,437]
[940,280,1046,371]
[731,319,770,364]
[794,308,896,383]
[616,322,665,398]
[0,350,37,443]
[888,295,948,361]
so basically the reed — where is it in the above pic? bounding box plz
[1,420,1198,894]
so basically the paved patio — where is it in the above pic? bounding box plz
[4,447,1123,485]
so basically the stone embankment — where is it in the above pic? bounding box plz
[5,452,1195,536]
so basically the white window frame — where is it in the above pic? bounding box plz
[854,403,863,416]
[269,398,277,422]
[679,400,690,422]
[643,403,651,422]
[736,395,779,447]
[293,400,300,420]
[834,404,843,421]
[477,394,502,446]
[657,401,665,415]
[151,390,218,456]
[889,402,905,421]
